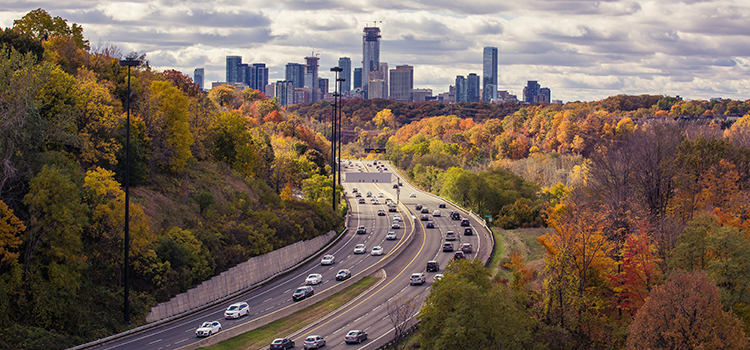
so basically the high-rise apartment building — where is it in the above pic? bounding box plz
[467,73,480,102]
[248,63,268,91]
[390,65,413,102]
[539,87,551,103]
[455,76,467,102]
[226,56,242,83]
[319,78,329,95]
[194,68,204,91]
[524,80,541,103]
[482,47,498,102]
[285,63,306,88]
[353,68,362,90]
[304,55,320,102]
[338,57,351,94]
[276,80,295,106]
[362,26,381,98]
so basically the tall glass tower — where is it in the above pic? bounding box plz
[482,47,498,102]
[226,56,242,83]
[362,26,381,98]
[338,57,351,94]
[193,68,204,91]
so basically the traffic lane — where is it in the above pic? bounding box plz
[292,220,434,350]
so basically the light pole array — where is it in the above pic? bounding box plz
[330,67,342,211]
[119,58,138,325]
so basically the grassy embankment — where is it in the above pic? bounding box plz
[203,276,379,350]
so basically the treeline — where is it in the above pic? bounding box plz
[0,9,341,349]
[416,120,750,348]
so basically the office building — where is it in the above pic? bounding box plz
[226,56,243,83]
[523,80,552,103]
[482,47,498,102]
[353,68,362,90]
[539,87,551,103]
[319,78,329,95]
[410,88,432,102]
[338,57,351,94]
[304,55,321,102]
[285,63,306,88]
[362,26,381,97]
[390,65,413,102]
[455,76,467,102]
[194,68,204,91]
[467,73,480,102]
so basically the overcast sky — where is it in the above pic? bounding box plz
[2,0,749,102]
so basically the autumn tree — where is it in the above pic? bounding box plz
[12,8,88,50]
[74,68,122,168]
[627,270,748,349]
[145,80,194,173]
[610,227,662,316]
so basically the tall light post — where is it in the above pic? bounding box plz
[336,75,345,188]
[119,58,138,325]
[330,67,342,210]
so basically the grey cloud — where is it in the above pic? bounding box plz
[104,27,275,50]
[61,8,271,28]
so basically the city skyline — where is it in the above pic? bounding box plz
[3,1,748,102]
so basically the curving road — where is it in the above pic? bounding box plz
[84,160,491,350]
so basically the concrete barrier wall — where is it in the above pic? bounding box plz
[145,231,335,323]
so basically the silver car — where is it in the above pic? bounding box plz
[304,335,326,349]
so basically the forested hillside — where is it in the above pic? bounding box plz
[0,9,342,349]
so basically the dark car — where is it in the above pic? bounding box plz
[336,269,352,281]
[438,203,447,208]
[426,221,435,228]
[454,251,465,260]
[358,198,365,204]
[415,204,423,210]
[421,207,429,213]
[389,205,397,212]
[293,286,314,301]
[450,211,461,220]
[393,183,399,189]
[377,209,386,216]
[426,260,440,272]
[420,214,429,221]
[461,243,473,254]
[442,242,454,252]
[461,218,471,226]
[464,227,473,235]
[270,338,295,349]
[345,330,368,344]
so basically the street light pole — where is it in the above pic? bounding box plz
[336,76,345,188]
[330,67,342,210]
[119,58,138,325]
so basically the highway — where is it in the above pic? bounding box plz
[85,159,492,350]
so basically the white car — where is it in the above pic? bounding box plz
[393,214,402,221]
[195,320,221,337]
[321,254,335,265]
[304,335,326,349]
[354,244,366,254]
[434,273,444,282]
[386,231,397,240]
[371,246,384,256]
[224,302,249,319]
[409,193,416,198]
[391,221,401,229]
[378,192,384,197]
[305,273,323,285]
[432,210,441,217]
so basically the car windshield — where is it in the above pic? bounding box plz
[202,322,211,327]
[228,306,238,310]
[273,339,282,343]
[347,331,358,336]
[295,288,305,293]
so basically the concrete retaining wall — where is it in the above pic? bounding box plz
[145,231,335,323]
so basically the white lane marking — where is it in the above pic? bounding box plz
[174,338,189,344]
[148,339,162,345]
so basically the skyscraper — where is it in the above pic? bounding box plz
[305,55,320,102]
[226,56,242,83]
[285,63,306,88]
[318,78,329,95]
[455,76,467,102]
[524,81,541,103]
[238,63,248,85]
[467,73,480,102]
[390,65,413,102]
[338,57,351,94]
[249,63,268,91]
[353,68,362,90]
[193,68,204,91]
[362,26,381,97]
[482,47,498,102]
[276,80,295,106]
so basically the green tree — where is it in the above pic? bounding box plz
[419,259,536,349]
[13,8,88,50]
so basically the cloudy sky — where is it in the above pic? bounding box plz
[2,0,749,102]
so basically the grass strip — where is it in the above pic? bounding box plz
[487,227,507,277]
[203,276,379,350]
